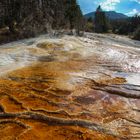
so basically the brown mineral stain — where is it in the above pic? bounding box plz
[0,123,26,140]
[96,77,127,86]
[0,41,139,140]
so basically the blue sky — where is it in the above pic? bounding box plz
[78,0,140,16]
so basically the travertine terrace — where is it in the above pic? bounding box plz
[0,33,140,140]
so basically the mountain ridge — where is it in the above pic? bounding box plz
[85,11,128,20]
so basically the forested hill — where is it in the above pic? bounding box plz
[0,0,83,41]
[85,11,128,20]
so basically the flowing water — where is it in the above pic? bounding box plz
[0,33,140,140]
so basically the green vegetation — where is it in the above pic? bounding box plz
[94,6,109,33]
[65,0,83,35]
[0,1,140,43]
[85,5,140,40]
[0,0,84,44]
[133,26,140,40]
[110,15,140,40]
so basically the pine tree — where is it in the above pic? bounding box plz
[65,0,83,31]
[133,26,140,40]
[75,4,83,35]
[0,0,83,37]
[94,5,109,33]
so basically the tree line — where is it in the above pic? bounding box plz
[86,6,140,41]
[1,2,139,42]
[0,0,83,42]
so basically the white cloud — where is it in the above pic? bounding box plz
[100,0,120,11]
[126,9,140,16]
[130,0,140,4]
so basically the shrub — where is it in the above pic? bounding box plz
[85,22,94,32]
[133,26,140,41]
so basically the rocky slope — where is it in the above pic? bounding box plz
[0,33,140,140]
